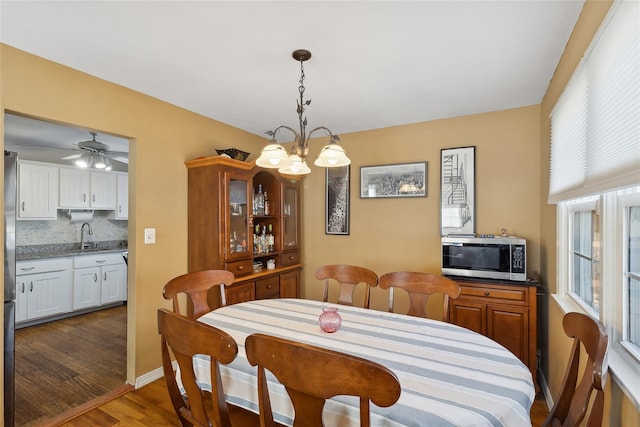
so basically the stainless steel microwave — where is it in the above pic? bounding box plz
[441,236,526,282]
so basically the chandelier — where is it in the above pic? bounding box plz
[256,49,351,175]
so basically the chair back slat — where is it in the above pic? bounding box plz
[245,333,401,427]
[157,308,237,427]
[163,269,235,318]
[315,264,378,308]
[542,312,608,427]
[379,271,461,320]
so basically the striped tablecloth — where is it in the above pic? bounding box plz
[189,298,534,426]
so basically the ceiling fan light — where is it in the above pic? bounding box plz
[75,155,90,168]
[104,157,112,171]
[314,143,351,168]
[94,155,107,169]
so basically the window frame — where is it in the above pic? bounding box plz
[556,187,640,409]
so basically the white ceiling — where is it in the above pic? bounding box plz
[1,0,585,157]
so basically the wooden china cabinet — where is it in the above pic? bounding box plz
[448,277,539,391]
[185,156,302,308]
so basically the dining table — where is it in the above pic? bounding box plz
[186,298,535,426]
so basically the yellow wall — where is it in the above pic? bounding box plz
[539,0,639,425]
[300,105,542,316]
[0,44,266,384]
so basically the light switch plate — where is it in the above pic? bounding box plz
[144,228,156,244]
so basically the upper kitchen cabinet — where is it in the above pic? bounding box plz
[111,173,128,220]
[17,160,58,220]
[58,166,117,210]
[185,156,303,305]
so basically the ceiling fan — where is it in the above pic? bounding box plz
[62,132,129,170]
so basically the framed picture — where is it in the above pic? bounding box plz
[360,162,427,198]
[325,165,350,235]
[440,146,476,236]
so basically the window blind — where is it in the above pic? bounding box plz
[549,0,640,204]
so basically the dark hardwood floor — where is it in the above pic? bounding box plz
[14,304,127,426]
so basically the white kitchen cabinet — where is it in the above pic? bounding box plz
[15,258,73,323]
[58,167,117,210]
[111,173,128,219]
[59,167,91,208]
[73,253,126,310]
[73,266,101,310]
[90,172,117,209]
[17,160,59,220]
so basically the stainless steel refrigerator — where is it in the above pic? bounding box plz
[4,151,17,426]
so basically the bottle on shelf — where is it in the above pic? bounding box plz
[264,191,270,216]
[267,223,274,252]
[230,231,237,254]
[255,184,265,215]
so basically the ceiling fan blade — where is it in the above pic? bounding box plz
[62,153,82,160]
[111,157,129,165]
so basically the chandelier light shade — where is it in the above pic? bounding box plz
[278,154,311,175]
[255,143,292,168]
[256,49,350,175]
[314,143,351,167]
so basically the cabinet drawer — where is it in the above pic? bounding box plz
[225,282,255,305]
[73,253,124,268]
[281,250,300,266]
[225,259,253,277]
[17,258,72,275]
[459,284,527,304]
[256,276,280,299]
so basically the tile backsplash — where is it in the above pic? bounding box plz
[16,210,128,246]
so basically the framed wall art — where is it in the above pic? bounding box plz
[325,165,350,235]
[360,162,427,199]
[440,146,476,236]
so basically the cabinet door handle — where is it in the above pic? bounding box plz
[21,283,25,293]
[104,272,107,281]
[29,282,33,292]
[118,205,122,213]
[266,284,272,289]
[92,194,96,202]
[288,255,295,260]
[237,265,244,271]
[484,292,490,296]
[94,273,98,282]
[21,202,25,211]
[83,193,87,202]
[20,266,36,271]
[96,260,106,264]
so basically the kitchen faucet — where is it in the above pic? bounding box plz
[80,222,94,250]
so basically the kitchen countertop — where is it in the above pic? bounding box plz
[17,241,128,261]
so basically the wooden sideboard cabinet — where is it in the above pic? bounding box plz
[185,156,302,308]
[448,278,539,390]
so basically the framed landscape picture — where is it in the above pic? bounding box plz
[325,165,350,235]
[360,162,427,198]
[440,146,475,236]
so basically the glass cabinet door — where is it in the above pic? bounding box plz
[226,173,250,259]
[283,184,299,249]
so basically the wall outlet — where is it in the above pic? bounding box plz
[144,228,156,244]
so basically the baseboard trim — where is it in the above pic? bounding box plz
[40,383,133,427]
[135,365,166,389]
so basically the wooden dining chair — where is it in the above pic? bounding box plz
[542,312,608,427]
[379,271,461,321]
[315,264,378,309]
[245,333,401,427]
[162,269,235,319]
[157,308,259,427]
